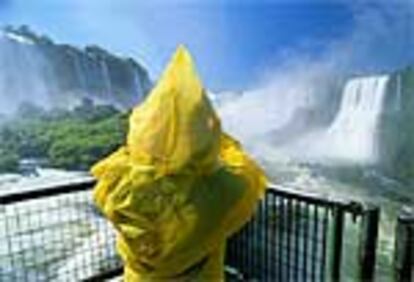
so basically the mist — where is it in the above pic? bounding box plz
[0,30,55,114]
[215,0,414,165]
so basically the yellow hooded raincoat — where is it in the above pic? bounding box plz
[91,46,267,281]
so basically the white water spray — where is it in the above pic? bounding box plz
[100,59,113,98]
[0,32,53,113]
[73,52,87,91]
[395,74,401,111]
[312,75,390,164]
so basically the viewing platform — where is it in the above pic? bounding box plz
[0,179,412,281]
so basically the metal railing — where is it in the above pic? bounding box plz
[226,185,380,282]
[0,179,122,282]
[393,207,414,282]
[0,179,389,282]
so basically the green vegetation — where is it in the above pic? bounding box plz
[0,149,19,172]
[0,100,128,173]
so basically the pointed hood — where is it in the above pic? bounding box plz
[127,45,221,175]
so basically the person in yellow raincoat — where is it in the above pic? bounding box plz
[91,45,267,281]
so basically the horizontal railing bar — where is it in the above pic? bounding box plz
[0,179,367,215]
[268,184,365,214]
[0,178,96,205]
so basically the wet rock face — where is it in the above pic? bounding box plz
[0,25,152,113]
[378,66,414,181]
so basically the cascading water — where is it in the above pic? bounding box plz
[395,73,401,111]
[100,59,113,98]
[0,32,53,113]
[133,70,144,101]
[0,27,153,114]
[319,75,390,164]
[73,52,87,91]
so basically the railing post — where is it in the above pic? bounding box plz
[394,207,414,282]
[357,205,380,282]
[331,206,345,282]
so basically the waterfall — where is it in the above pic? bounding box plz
[321,75,390,164]
[100,59,112,98]
[73,52,87,91]
[396,73,401,111]
[133,69,143,101]
[0,34,52,112]
[18,44,52,109]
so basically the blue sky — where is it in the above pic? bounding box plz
[0,0,412,91]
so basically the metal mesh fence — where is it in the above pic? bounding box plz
[0,181,121,282]
[227,189,331,282]
[226,186,378,282]
[0,180,380,282]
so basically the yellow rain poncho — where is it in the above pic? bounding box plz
[91,46,267,281]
